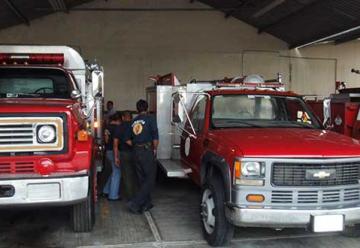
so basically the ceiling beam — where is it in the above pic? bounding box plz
[258,0,323,33]
[252,0,285,18]
[224,0,251,19]
[2,0,30,26]
[43,7,217,12]
[48,0,68,13]
[290,25,360,49]
[334,33,360,45]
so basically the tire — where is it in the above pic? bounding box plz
[342,224,360,237]
[71,178,95,232]
[200,175,234,246]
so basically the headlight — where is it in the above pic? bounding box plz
[234,160,265,186]
[241,162,265,177]
[37,125,56,143]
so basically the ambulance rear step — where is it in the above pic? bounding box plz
[157,159,192,178]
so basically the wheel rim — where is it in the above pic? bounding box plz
[201,188,215,234]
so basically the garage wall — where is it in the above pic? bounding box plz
[241,50,337,96]
[0,0,287,110]
[290,40,360,95]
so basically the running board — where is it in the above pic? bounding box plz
[157,159,192,178]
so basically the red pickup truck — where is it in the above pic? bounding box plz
[150,74,360,246]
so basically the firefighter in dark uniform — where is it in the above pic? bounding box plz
[125,99,159,214]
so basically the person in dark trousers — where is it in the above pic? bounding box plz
[113,111,137,200]
[125,100,159,214]
[102,113,122,201]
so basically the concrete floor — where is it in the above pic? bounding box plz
[0,179,359,248]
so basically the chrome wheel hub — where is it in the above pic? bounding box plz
[201,188,215,234]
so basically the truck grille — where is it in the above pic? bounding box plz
[0,124,34,145]
[271,187,360,205]
[0,117,64,153]
[272,162,360,186]
[0,161,36,174]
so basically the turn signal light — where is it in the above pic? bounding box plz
[234,160,241,179]
[36,158,56,175]
[246,194,265,203]
[77,130,88,141]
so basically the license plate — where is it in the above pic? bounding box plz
[311,215,344,232]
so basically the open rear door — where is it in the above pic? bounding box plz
[157,89,193,178]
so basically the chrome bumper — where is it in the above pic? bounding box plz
[0,175,89,206]
[225,205,360,228]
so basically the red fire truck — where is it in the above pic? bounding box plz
[307,69,360,139]
[0,45,104,232]
[148,73,360,246]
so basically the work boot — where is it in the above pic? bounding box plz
[108,197,122,201]
[99,193,108,198]
[127,201,142,215]
[141,203,154,212]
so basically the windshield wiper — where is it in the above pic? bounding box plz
[216,120,265,128]
[2,93,41,98]
[284,121,315,129]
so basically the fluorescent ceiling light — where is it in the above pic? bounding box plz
[295,25,360,49]
[253,0,286,18]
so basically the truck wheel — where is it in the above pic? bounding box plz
[71,182,95,232]
[200,175,234,246]
[342,225,360,237]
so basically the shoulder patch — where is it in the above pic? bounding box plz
[133,122,143,135]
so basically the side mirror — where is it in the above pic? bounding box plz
[323,98,332,128]
[171,92,197,139]
[71,89,81,100]
[172,94,184,124]
[92,70,104,98]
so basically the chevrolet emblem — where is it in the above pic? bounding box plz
[313,171,331,179]
[305,169,336,180]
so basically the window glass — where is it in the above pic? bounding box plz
[212,95,276,120]
[0,78,54,94]
[212,95,320,129]
[190,96,207,132]
[0,68,73,99]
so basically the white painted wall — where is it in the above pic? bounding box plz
[240,39,360,98]
[241,50,337,97]
[0,0,287,110]
[290,40,360,95]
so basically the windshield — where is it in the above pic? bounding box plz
[211,94,321,129]
[0,68,74,99]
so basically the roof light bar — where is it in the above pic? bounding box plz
[215,74,284,89]
[0,53,64,65]
[215,82,284,89]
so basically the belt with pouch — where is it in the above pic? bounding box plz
[134,142,152,150]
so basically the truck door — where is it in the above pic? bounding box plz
[181,95,208,182]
